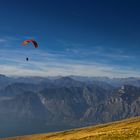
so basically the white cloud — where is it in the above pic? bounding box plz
[0,45,139,78]
[0,58,139,78]
[0,39,7,43]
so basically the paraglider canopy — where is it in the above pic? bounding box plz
[22,39,38,48]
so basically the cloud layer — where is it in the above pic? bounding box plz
[0,47,139,78]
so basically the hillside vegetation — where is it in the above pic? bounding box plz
[2,116,140,140]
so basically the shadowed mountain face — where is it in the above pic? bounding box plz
[0,75,140,138]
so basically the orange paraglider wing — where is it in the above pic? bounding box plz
[22,39,38,48]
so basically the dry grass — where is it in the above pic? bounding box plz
[1,117,140,140]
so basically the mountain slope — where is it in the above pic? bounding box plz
[2,116,140,140]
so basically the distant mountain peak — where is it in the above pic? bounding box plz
[0,74,7,78]
[57,76,75,81]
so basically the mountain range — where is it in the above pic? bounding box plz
[0,74,140,138]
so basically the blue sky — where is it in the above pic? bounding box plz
[0,0,140,77]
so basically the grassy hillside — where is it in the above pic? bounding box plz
[1,116,140,140]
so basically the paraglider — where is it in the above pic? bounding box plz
[22,39,39,61]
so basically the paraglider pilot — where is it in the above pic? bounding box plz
[26,57,29,61]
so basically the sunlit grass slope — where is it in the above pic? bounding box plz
[1,116,140,140]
